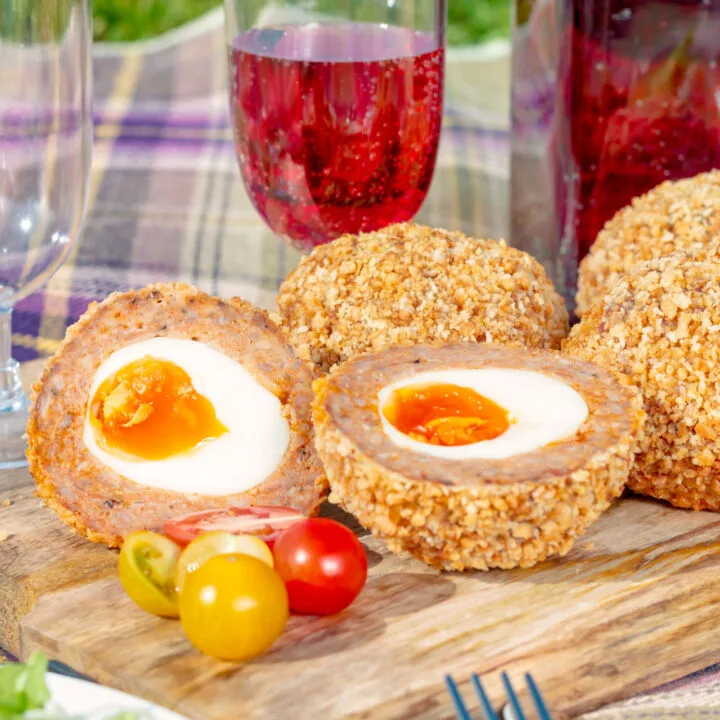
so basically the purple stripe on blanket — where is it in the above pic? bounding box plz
[105,135,234,150]
[14,346,38,362]
[90,108,510,140]
[95,124,508,156]
[93,109,232,129]
[13,304,42,337]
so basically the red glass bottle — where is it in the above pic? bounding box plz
[511,0,720,309]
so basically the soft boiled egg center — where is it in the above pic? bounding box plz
[83,337,290,496]
[378,368,589,460]
[382,383,510,447]
[89,356,227,461]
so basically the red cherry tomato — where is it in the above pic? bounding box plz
[272,518,368,615]
[164,506,304,549]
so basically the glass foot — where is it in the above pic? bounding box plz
[0,365,30,470]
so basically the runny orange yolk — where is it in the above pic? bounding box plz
[382,383,510,447]
[89,356,227,461]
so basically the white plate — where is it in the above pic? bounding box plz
[46,673,188,719]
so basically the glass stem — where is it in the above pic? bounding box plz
[0,307,12,366]
[0,307,23,411]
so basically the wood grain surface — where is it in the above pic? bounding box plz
[2,360,720,719]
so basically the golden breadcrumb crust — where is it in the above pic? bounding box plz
[275,223,569,374]
[566,256,720,510]
[27,283,327,547]
[576,170,720,316]
[313,344,643,571]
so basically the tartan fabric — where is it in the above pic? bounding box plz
[8,9,720,717]
[11,10,509,361]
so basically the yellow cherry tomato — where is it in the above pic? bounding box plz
[118,531,180,618]
[175,530,273,592]
[179,553,288,661]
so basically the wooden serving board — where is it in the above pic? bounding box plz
[2,360,720,720]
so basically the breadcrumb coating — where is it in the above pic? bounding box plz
[566,256,720,510]
[313,343,643,571]
[576,170,720,316]
[276,223,569,374]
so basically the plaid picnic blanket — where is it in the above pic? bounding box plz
[9,8,720,718]
[11,9,509,361]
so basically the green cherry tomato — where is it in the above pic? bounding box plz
[118,531,180,618]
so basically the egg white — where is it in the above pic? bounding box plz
[83,337,290,496]
[378,368,588,460]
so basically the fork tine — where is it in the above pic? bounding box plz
[445,674,473,720]
[525,674,553,720]
[501,672,527,720]
[471,674,499,720]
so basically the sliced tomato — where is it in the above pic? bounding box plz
[164,506,305,549]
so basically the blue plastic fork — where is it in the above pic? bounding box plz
[445,671,553,720]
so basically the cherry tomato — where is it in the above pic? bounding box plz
[272,518,368,615]
[175,531,273,592]
[179,553,288,661]
[119,532,181,618]
[164,506,304,548]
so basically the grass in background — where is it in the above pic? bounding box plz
[93,0,221,42]
[92,0,511,44]
[446,0,511,45]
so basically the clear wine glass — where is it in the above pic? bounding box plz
[224,0,446,251]
[0,0,92,468]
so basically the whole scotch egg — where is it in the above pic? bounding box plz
[576,170,720,316]
[27,283,327,547]
[276,223,569,375]
[313,343,644,571]
[566,255,720,511]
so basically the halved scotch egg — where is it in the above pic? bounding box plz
[313,343,644,571]
[27,283,327,547]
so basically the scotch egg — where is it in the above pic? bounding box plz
[566,255,720,511]
[576,170,720,317]
[27,283,327,547]
[276,223,569,374]
[313,343,644,571]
